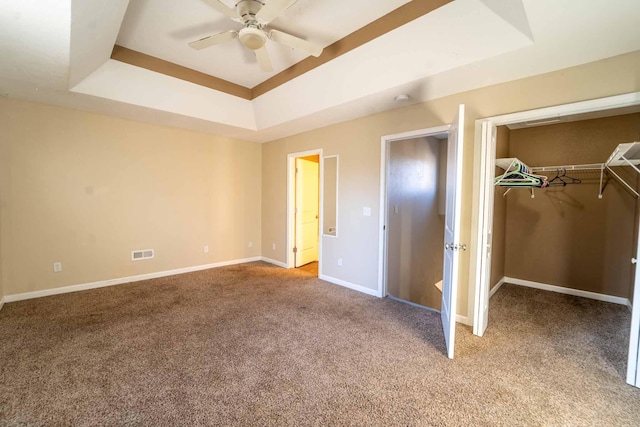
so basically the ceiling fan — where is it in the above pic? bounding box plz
[189,0,324,72]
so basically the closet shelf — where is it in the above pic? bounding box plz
[606,142,640,168]
[495,142,640,199]
[604,142,640,198]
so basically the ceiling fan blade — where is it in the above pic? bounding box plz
[201,0,241,20]
[189,30,238,50]
[269,29,323,57]
[255,46,273,72]
[255,0,298,24]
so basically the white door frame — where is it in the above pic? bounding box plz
[287,149,323,272]
[627,214,640,386]
[377,125,451,298]
[469,92,640,384]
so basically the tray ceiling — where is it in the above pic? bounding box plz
[1,0,639,143]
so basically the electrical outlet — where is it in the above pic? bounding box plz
[204,245,209,253]
[248,241,253,248]
[363,207,371,216]
[272,243,276,250]
[337,258,343,267]
[53,262,62,273]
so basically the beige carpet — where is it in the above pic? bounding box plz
[0,262,638,425]
[296,261,318,276]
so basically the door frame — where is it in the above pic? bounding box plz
[469,92,640,384]
[377,125,451,299]
[287,149,323,272]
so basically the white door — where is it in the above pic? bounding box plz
[473,121,497,337]
[295,157,319,267]
[441,104,465,359]
[626,215,640,387]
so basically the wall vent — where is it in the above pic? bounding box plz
[131,249,154,261]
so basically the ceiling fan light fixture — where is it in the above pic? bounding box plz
[239,27,266,50]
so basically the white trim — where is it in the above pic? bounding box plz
[378,125,451,298]
[504,277,631,306]
[4,257,262,303]
[260,257,288,268]
[471,92,640,336]
[387,294,439,312]
[627,300,633,313]
[0,297,4,311]
[486,92,640,127]
[319,274,380,297]
[386,295,471,325]
[489,277,506,298]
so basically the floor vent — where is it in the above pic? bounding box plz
[131,249,154,261]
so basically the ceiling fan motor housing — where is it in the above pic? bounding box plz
[236,0,263,23]
[236,0,266,50]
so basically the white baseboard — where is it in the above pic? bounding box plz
[319,274,380,297]
[260,257,288,268]
[385,295,472,325]
[0,296,4,312]
[456,314,471,326]
[504,276,631,307]
[387,295,438,312]
[4,256,262,303]
[489,277,506,299]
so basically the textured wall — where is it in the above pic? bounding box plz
[504,113,640,297]
[386,136,445,310]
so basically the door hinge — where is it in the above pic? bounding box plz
[445,243,467,251]
[293,247,298,253]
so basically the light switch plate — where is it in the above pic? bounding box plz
[363,207,371,216]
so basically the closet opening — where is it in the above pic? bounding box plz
[471,93,640,387]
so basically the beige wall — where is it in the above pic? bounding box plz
[490,126,510,289]
[0,212,3,303]
[262,50,640,319]
[0,97,262,296]
[504,113,640,297]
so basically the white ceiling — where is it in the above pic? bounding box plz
[1,0,639,143]
[116,0,412,88]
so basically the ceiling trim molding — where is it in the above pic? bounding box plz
[110,45,252,100]
[251,0,453,98]
[110,0,453,100]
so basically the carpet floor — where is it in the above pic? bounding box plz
[0,262,638,426]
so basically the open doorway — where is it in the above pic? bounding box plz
[378,103,466,359]
[287,150,321,276]
[471,92,640,386]
[384,133,448,311]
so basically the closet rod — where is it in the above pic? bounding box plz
[530,163,604,173]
